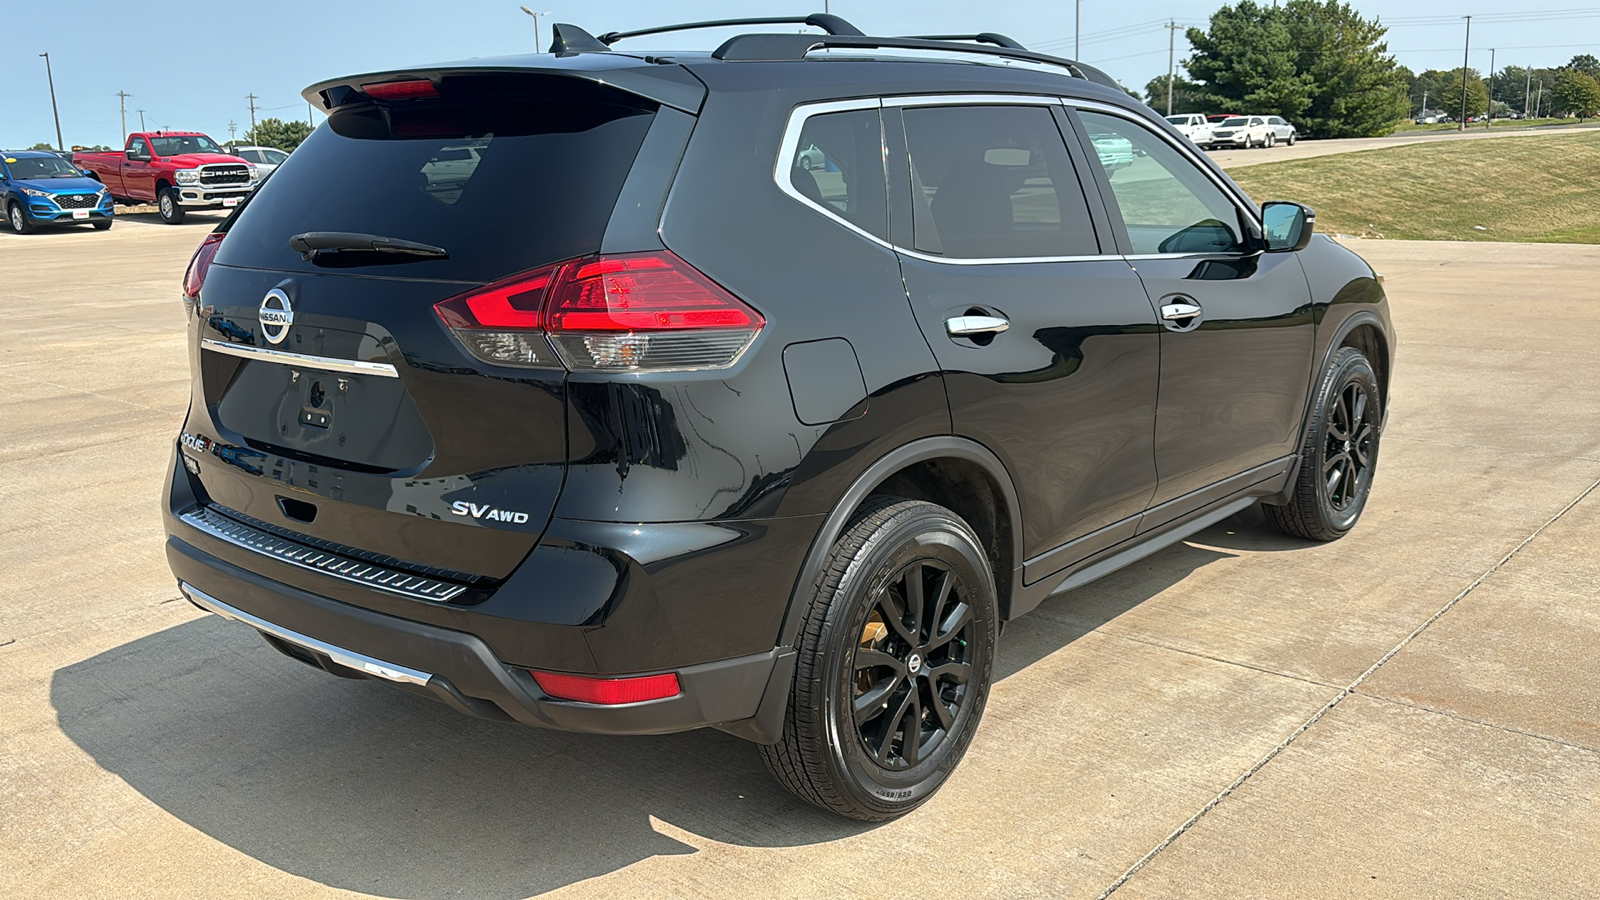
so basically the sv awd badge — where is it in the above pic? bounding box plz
[450,501,530,524]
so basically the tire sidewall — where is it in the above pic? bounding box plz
[9,202,28,234]
[1311,351,1381,533]
[819,511,998,814]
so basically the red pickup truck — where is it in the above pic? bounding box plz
[75,132,257,224]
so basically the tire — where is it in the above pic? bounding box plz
[1287,132,1297,146]
[158,188,185,225]
[1242,136,1253,149]
[92,219,113,231]
[800,157,816,171]
[759,498,999,821]
[1266,347,1383,541]
[1265,133,1276,148]
[8,201,35,234]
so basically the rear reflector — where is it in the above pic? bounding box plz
[531,670,682,705]
[361,79,440,100]
[183,232,225,303]
[434,251,764,372]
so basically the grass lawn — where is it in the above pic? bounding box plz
[1390,117,1581,133]
[1227,129,1600,243]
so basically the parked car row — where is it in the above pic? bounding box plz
[3,132,291,233]
[1163,113,1299,150]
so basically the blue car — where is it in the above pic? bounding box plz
[1,150,115,233]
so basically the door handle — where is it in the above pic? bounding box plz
[945,315,1010,337]
[1159,301,1203,321]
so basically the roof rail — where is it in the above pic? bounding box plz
[898,33,1027,51]
[711,33,1121,90]
[595,14,864,46]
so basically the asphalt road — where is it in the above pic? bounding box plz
[3,219,1599,898]
[1207,123,1600,168]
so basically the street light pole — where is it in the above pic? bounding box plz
[1075,0,1082,59]
[1458,16,1471,132]
[40,53,64,151]
[520,7,551,51]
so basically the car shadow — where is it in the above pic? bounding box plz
[111,211,229,227]
[51,510,1264,898]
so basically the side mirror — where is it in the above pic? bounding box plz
[1261,200,1315,252]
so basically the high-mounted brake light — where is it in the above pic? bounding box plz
[433,251,765,372]
[182,232,225,304]
[361,79,440,100]
[531,670,682,705]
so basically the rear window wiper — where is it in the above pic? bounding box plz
[288,231,449,262]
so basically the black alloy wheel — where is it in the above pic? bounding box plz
[760,498,998,821]
[1322,379,1376,513]
[851,557,977,770]
[1267,346,1382,540]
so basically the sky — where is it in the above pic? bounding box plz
[1,0,1596,149]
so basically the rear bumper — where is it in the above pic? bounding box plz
[168,536,788,737]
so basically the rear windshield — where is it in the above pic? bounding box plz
[214,78,656,284]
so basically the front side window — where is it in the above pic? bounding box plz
[900,104,1098,259]
[129,138,150,158]
[787,108,888,240]
[151,134,224,156]
[1077,111,1246,255]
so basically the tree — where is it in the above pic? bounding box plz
[1183,0,1407,138]
[1145,74,1206,113]
[1551,69,1600,119]
[1568,54,1600,80]
[1412,68,1488,118]
[244,118,313,152]
[28,142,55,151]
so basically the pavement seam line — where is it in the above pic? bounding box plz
[1032,621,1340,690]
[0,371,184,417]
[1094,472,1600,900]
[1352,690,1600,755]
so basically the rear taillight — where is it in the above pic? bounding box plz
[182,232,224,304]
[531,670,682,705]
[434,251,764,372]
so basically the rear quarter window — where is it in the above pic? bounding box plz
[215,80,657,284]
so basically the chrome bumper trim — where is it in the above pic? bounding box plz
[200,338,399,378]
[180,581,434,686]
[179,507,467,602]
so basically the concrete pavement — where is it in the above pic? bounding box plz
[1,223,1598,898]
[1208,123,1600,168]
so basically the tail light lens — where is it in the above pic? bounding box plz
[182,232,225,305]
[434,251,764,372]
[531,670,682,705]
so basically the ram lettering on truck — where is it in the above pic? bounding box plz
[74,132,258,225]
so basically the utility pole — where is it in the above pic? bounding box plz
[308,101,315,128]
[1535,80,1544,118]
[246,93,259,141]
[39,53,64,151]
[1075,0,1082,59]
[1486,48,1495,128]
[1422,89,1428,117]
[1166,21,1179,115]
[520,8,551,51]
[1458,16,1471,131]
[116,91,132,141]
[137,109,146,131]
[228,120,237,143]
[1525,68,1532,118]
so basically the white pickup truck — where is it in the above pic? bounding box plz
[1163,113,1215,146]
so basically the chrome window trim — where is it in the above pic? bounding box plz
[776,94,1129,267]
[1065,98,1263,227]
[180,581,436,686]
[200,338,400,378]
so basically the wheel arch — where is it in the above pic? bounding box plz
[776,436,1026,651]
[1323,310,1391,408]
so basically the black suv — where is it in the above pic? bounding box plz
[165,15,1393,821]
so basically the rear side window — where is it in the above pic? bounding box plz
[900,105,1099,259]
[787,109,888,240]
[214,78,656,284]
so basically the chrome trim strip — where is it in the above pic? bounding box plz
[775,95,1128,267]
[180,582,434,686]
[200,338,399,378]
[179,508,467,602]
